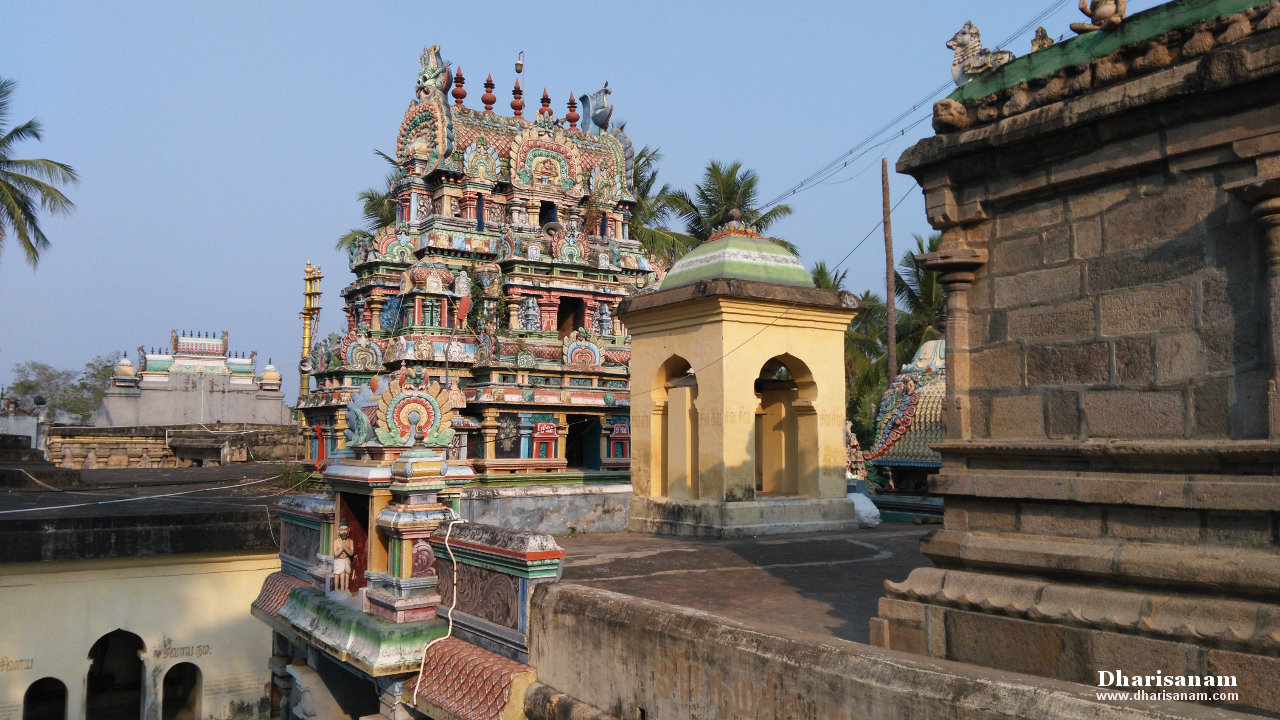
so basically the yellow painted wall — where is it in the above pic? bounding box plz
[0,551,279,720]
[627,296,853,502]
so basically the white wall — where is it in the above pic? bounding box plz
[0,551,279,720]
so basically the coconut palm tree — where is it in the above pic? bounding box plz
[810,260,848,291]
[335,150,400,251]
[0,77,78,266]
[628,145,695,267]
[670,160,797,254]
[843,236,947,446]
[894,232,946,352]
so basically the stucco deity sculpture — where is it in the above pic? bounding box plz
[519,296,541,331]
[1071,0,1125,34]
[948,21,1015,87]
[332,522,355,592]
[594,302,613,337]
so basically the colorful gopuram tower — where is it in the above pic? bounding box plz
[296,45,657,532]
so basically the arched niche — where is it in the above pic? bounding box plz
[86,629,145,720]
[162,663,202,720]
[652,355,697,499]
[23,677,66,720]
[754,354,819,496]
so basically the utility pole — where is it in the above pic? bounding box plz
[882,159,897,378]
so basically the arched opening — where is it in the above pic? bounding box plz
[754,355,819,497]
[653,356,697,499]
[86,629,145,720]
[23,678,66,720]
[162,663,201,720]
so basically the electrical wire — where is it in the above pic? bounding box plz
[412,511,463,706]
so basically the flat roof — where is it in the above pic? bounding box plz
[555,524,931,645]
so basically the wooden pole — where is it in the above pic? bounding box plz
[882,159,897,378]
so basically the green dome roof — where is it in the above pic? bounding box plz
[660,221,810,290]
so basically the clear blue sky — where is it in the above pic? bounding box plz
[1,1,1165,397]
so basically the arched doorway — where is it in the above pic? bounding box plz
[652,356,697,499]
[23,677,66,720]
[754,355,819,496]
[86,629,145,720]
[162,663,201,720]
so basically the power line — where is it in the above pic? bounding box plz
[757,0,1073,213]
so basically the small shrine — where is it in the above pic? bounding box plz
[296,44,658,531]
[254,366,565,717]
[619,213,866,537]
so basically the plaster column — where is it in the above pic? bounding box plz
[917,246,987,440]
[367,295,386,330]
[526,199,541,226]
[334,409,349,450]
[507,298,520,330]
[1226,175,1280,438]
[556,417,568,461]
[599,420,612,464]
[481,409,499,460]
[344,306,356,333]
[460,193,476,220]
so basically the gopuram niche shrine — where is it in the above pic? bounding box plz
[296,45,659,533]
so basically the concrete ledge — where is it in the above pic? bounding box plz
[627,495,864,538]
[528,583,1247,720]
[459,482,631,534]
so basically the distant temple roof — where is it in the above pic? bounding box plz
[660,216,810,290]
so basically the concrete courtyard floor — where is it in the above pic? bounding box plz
[554,523,933,645]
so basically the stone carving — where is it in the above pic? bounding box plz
[519,297,541,331]
[416,193,430,220]
[454,271,471,297]
[1032,26,1055,51]
[932,99,971,133]
[432,196,444,217]
[527,244,541,261]
[597,251,610,269]
[1070,0,1125,34]
[948,21,1015,87]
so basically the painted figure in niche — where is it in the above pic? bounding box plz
[332,522,355,592]
[537,158,560,186]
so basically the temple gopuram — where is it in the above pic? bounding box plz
[296,45,658,532]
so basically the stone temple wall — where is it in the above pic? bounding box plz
[872,2,1280,715]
